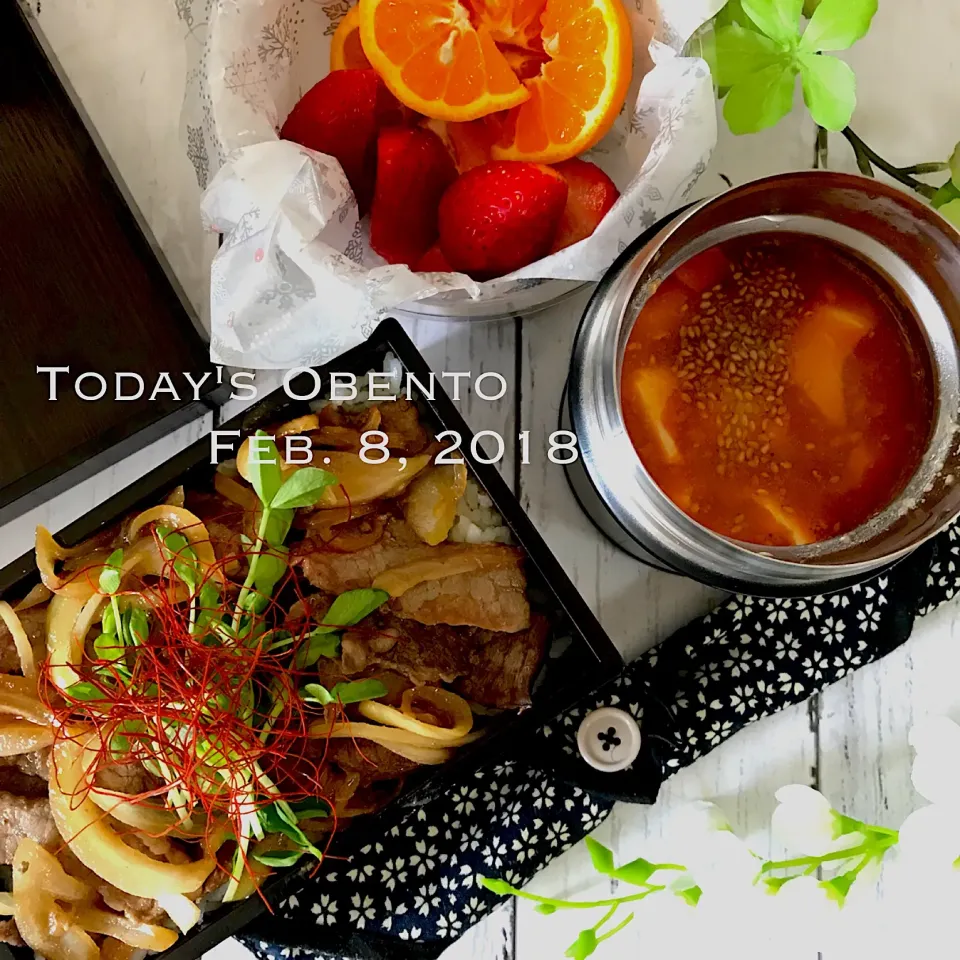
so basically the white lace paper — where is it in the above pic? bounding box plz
[180,0,724,367]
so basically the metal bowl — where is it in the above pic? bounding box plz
[395,277,587,321]
[564,171,960,595]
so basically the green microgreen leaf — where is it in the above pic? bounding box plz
[128,609,150,645]
[565,928,598,960]
[950,143,960,189]
[99,548,124,595]
[252,547,289,596]
[65,681,108,702]
[723,60,797,134]
[247,431,285,507]
[101,605,117,635]
[94,632,125,664]
[798,53,856,130]
[300,683,335,706]
[939,200,960,231]
[263,509,295,550]
[253,849,306,868]
[741,0,803,45]
[322,589,390,630]
[710,24,787,88]
[292,630,341,669]
[271,467,337,510]
[256,802,321,858]
[330,679,388,705]
[288,799,332,820]
[799,0,877,53]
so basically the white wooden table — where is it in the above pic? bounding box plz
[11,1,960,956]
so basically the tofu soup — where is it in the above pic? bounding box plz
[620,234,935,547]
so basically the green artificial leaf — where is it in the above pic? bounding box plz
[289,799,332,820]
[821,871,856,905]
[99,548,124,595]
[710,24,787,88]
[565,928,598,960]
[271,467,338,510]
[724,61,797,134]
[247,431,285,507]
[292,630,341,669]
[950,143,960,188]
[741,0,803,45]
[939,200,960,231]
[799,0,877,53]
[932,180,960,209]
[477,876,512,896]
[716,0,751,28]
[584,837,615,875]
[802,0,821,14]
[535,903,558,915]
[65,681,108,702]
[253,849,306,868]
[676,884,703,906]
[322,589,390,629]
[799,53,856,130]
[331,679,388,704]
[300,682,336,706]
[611,856,657,887]
[94,632,125,664]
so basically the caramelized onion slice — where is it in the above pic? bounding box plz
[315,453,431,507]
[372,544,517,598]
[12,838,99,960]
[49,736,216,898]
[0,674,52,725]
[358,687,472,742]
[0,717,54,757]
[126,505,220,581]
[403,463,468,545]
[214,469,259,512]
[71,906,179,952]
[0,601,36,677]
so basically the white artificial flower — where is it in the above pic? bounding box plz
[771,784,865,857]
[909,715,960,806]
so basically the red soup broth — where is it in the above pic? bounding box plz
[620,234,934,547]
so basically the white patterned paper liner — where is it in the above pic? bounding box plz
[179,0,725,367]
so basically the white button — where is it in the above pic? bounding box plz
[576,707,641,772]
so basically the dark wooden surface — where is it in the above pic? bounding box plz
[0,2,214,513]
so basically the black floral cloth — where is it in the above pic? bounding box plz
[241,523,955,960]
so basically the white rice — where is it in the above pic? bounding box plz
[310,352,513,545]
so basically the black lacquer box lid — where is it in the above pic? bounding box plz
[0,2,221,526]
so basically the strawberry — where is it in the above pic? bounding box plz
[279,69,407,214]
[370,128,457,267]
[414,244,454,273]
[548,158,620,253]
[438,161,568,280]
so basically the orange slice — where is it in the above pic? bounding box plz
[491,0,632,163]
[359,0,531,121]
[330,6,372,71]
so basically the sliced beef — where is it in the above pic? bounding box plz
[453,615,549,709]
[0,607,47,673]
[0,919,23,947]
[392,564,530,634]
[377,400,431,455]
[0,752,49,796]
[94,760,161,797]
[186,490,249,574]
[294,517,529,632]
[340,615,474,685]
[327,740,418,786]
[0,792,57,864]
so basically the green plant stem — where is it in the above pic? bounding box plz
[841,128,939,199]
[762,843,871,871]
[596,912,635,943]
[494,884,664,911]
[232,507,272,631]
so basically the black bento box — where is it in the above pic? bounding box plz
[0,318,628,960]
